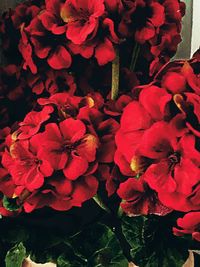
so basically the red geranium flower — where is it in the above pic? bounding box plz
[2,139,53,191]
[117,177,172,216]
[142,123,200,211]
[32,118,98,180]
[19,17,72,73]
[68,18,119,65]
[39,0,67,34]
[11,2,41,29]
[23,174,98,212]
[61,0,120,65]
[0,167,15,198]
[16,106,54,140]
[97,118,119,163]
[104,94,132,116]
[61,0,105,45]
[173,212,200,242]
[115,101,153,176]
[27,69,76,95]
[119,0,165,43]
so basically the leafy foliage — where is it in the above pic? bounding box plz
[0,209,199,266]
[3,196,20,212]
[5,243,26,267]
[121,214,192,267]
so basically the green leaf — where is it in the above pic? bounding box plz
[5,243,26,267]
[122,215,189,267]
[3,196,20,211]
[61,223,128,267]
[57,253,86,267]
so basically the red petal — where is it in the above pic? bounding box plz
[59,118,86,142]
[63,153,88,180]
[47,46,72,69]
[72,175,98,203]
[95,38,116,65]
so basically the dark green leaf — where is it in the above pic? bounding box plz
[5,243,26,267]
[122,215,189,267]
[61,223,128,267]
[57,253,86,267]
[3,196,20,211]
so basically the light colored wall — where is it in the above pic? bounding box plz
[191,0,200,56]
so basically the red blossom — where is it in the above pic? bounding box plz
[173,212,200,242]
[27,69,76,95]
[11,2,41,29]
[2,140,53,192]
[19,17,72,72]
[61,0,105,45]
[115,56,200,213]
[97,118,119,163]
[39,0,67,34]
[31,118,98,180]
[68,18,119,65]
[16,106,54,140]
[23,175,98,212]
[117,177,172,216]
[104,94,132,116]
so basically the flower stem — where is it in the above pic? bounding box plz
[111,47,120,100]
[93,194,111,214]
[130,43,140,72]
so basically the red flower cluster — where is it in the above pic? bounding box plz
[1,0,198,247]
[0,0,185,77]
[119,0,185,75]
[173,212,200,242]
[115,54,200,239]
[0,92,120,212]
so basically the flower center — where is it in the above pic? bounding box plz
[168,152,180,170]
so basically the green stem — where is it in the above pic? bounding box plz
[130,43,140,72]
[111,47,120,100]
[93,195,133,262]
[93,195,111,214]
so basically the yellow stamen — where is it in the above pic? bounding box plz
[173,94,186,114]
[12,193,18,199]
[86,97,95,108]
[130,157,140,173]
[60,6,73,23]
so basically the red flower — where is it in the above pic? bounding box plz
[173,212,200,242]
[115,57,200,213]
[19,17,72,72]
[97,118,119,163]
[115,101,153,176]
[119,0,165,43]
[23,175,98,212]
[11,2,41,29]
[118,0,185,75]
[0,127,10,154]
[2,139,53,191]
[104,0,123,13]
[19,24,37,74]
[0,167,15,198]
[68,18,119,65]
[117,177,172,216]
[141,123,200,211]
[38,92,82,116]
[61,0,120,65]
[61,0,105,45]
[104,94,132,116]
[39,0,66,34]
[16,106,54,140]
[27,69,76,95]
[32,118,98,180]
